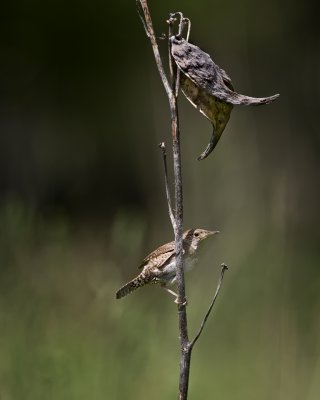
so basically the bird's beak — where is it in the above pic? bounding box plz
[199,230,219,243]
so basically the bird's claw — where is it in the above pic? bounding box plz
[174,297,188,306]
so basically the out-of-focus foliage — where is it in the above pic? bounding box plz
[0,0,319,399]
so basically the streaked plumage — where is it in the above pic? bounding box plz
[116,228,218,300]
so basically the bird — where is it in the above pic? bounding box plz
[170,35,280,160]
[116,228,218,302]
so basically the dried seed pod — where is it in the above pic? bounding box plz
[179,73,234,160]
[170,35,279,160]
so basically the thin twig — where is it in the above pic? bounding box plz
[167,14,176,84]
[168,12,185,97]
[136,2,151,37]
[158,142,176,231]
[184,18,191,41]
[174,62,181,98]
[175,17,191,97]
[136,0,172,98]
[190,263,228,349]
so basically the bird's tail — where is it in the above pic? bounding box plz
[116,272,152,299]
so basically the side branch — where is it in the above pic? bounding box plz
[190,263,228,349]
[159,142,176,231]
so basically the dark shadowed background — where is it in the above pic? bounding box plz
[1,0,319,399]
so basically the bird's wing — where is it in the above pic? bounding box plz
[138,240,175,269]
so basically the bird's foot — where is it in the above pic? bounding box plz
[161,285,187,305]
[174,297,188,306]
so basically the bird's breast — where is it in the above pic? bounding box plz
[185,256,198,272]
[152,255,199,286]
[161,256,198,276]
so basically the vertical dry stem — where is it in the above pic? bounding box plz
[137,2,227,399]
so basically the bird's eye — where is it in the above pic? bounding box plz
[194,231,199,237]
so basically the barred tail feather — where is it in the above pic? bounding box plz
[116,273,152,299]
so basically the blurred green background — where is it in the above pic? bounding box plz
[1,0,319,399]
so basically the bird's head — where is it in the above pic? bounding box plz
[183,228,219,248]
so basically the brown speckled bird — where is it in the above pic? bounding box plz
[116,228,218,302]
